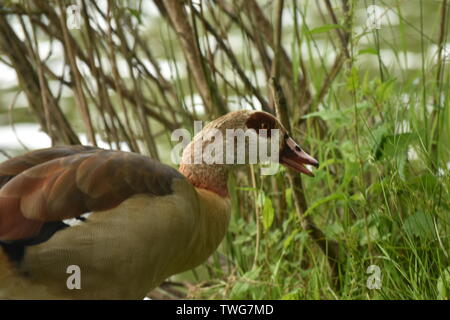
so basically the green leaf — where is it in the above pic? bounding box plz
[307,24,342,35]
[236,186,258,192]
[304,192,347,217]
[374,132,416,160]
[281,290,301,300]
[291,42,300,86]
[257,191,265,208]
[302,102,368,124]
[358,48,379,55]
[342,161,360,189]
[323,222,344,238]
[283,229,299,249]
[346,66,360,91]
[402,211,436,239]
[230,267,261,299]
[285,187,293,209]
[350,192,365,202]
[126,8,142,23]
[437,267,450,299]
[302,109,346,122]
[262,196,274,231]
[359,225,380,245]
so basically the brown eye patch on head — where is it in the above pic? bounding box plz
[245,112,278,137]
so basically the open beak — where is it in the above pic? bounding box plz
[279,135,319,177]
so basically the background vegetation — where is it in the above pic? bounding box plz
[0,0,449,299]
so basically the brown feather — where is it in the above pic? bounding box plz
[0,146,99,189]
[0,147,184,241]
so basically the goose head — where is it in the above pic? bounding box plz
[178,110,318,197]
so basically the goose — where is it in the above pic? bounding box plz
[0,110,318,299]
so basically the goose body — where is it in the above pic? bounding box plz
[0,110,317,299]
[2,186,230,299]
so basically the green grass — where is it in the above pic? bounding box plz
[184,88,450,299]
[171,1,450,300]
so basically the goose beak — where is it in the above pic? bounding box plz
[279,136,319,177]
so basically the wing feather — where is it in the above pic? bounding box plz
[0,146,184,241]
